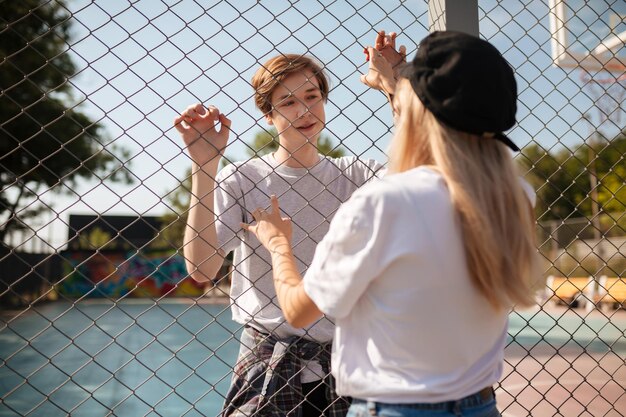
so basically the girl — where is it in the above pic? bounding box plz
[243,31,542,417]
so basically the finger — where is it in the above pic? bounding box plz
[399,45,407,60]
[389,32,397,49]
[173,115,187,133]
[185,104,202,119]
[186,104,200,113]
[193,103,207,116]
[205,105,220,122]
[375,30,385,50]
[241,222,256,235]
[185,109,199,120]
[270,195,280,215]
[207,104,219,114]
[218,113,232,132]
[360,74,377,90]
[367,46,379,59]
[360,72,376,87]
[251,208,261,221]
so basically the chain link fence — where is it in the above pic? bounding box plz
[1,0,625,416]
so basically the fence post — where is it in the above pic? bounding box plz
[428,0,479,36]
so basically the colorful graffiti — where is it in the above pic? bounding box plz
[58,251,206,298]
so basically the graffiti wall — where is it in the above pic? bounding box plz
[58,251,206,298]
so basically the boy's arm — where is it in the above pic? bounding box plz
[183,160,226,282]
[174,104,231,282]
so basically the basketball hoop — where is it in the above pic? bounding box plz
[549,0,626,74]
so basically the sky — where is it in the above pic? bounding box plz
[12,0,626,251]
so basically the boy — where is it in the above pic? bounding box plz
[175,34,402,417]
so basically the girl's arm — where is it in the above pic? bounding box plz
[242,195,322,327]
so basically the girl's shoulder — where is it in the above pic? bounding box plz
[362,166,445,196]
[347,167,447,211]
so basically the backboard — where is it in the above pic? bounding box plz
[549,0,625,72]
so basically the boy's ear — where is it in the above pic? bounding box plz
[264,112,274,125]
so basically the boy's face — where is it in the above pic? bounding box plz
[265,69,325,146]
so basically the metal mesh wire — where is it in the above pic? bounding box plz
[1,0,625,416]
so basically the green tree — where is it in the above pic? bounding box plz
[0,1,132,244]
[519,129,626,222]
[156,169,192,250]
[592,131,626,215]
[75,227,113,251]
[246,128,345,158]
[158,156,232,250]
[519,143,590,221]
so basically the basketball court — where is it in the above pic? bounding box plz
[1,300,625,416]
[1,1,625,416]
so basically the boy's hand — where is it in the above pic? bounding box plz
[174,103,231,167]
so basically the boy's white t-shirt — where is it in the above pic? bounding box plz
[303,166,536,402]
[214,153,383,342]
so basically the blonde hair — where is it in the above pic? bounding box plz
[389,79,540,310]
[251,54,329,115]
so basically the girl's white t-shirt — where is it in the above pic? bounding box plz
[303,166,536,403]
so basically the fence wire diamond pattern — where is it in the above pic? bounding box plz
[1,1,625,416]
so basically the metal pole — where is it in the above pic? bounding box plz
[583,114,602,248]
[582,113,604,309]
[428,0,479,36]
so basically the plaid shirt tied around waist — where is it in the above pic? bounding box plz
[222,326,350,417]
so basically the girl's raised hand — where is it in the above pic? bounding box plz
[360,46,395,94]
[375,30,407,70]
[242,195,293,252]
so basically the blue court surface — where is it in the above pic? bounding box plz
[1,299,241,417]
[1,300,625,417]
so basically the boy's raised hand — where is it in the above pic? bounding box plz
[174,103,231,166]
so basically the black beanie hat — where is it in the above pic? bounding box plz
[404,31,519,151]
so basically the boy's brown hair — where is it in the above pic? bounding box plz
[251,54,330,115]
